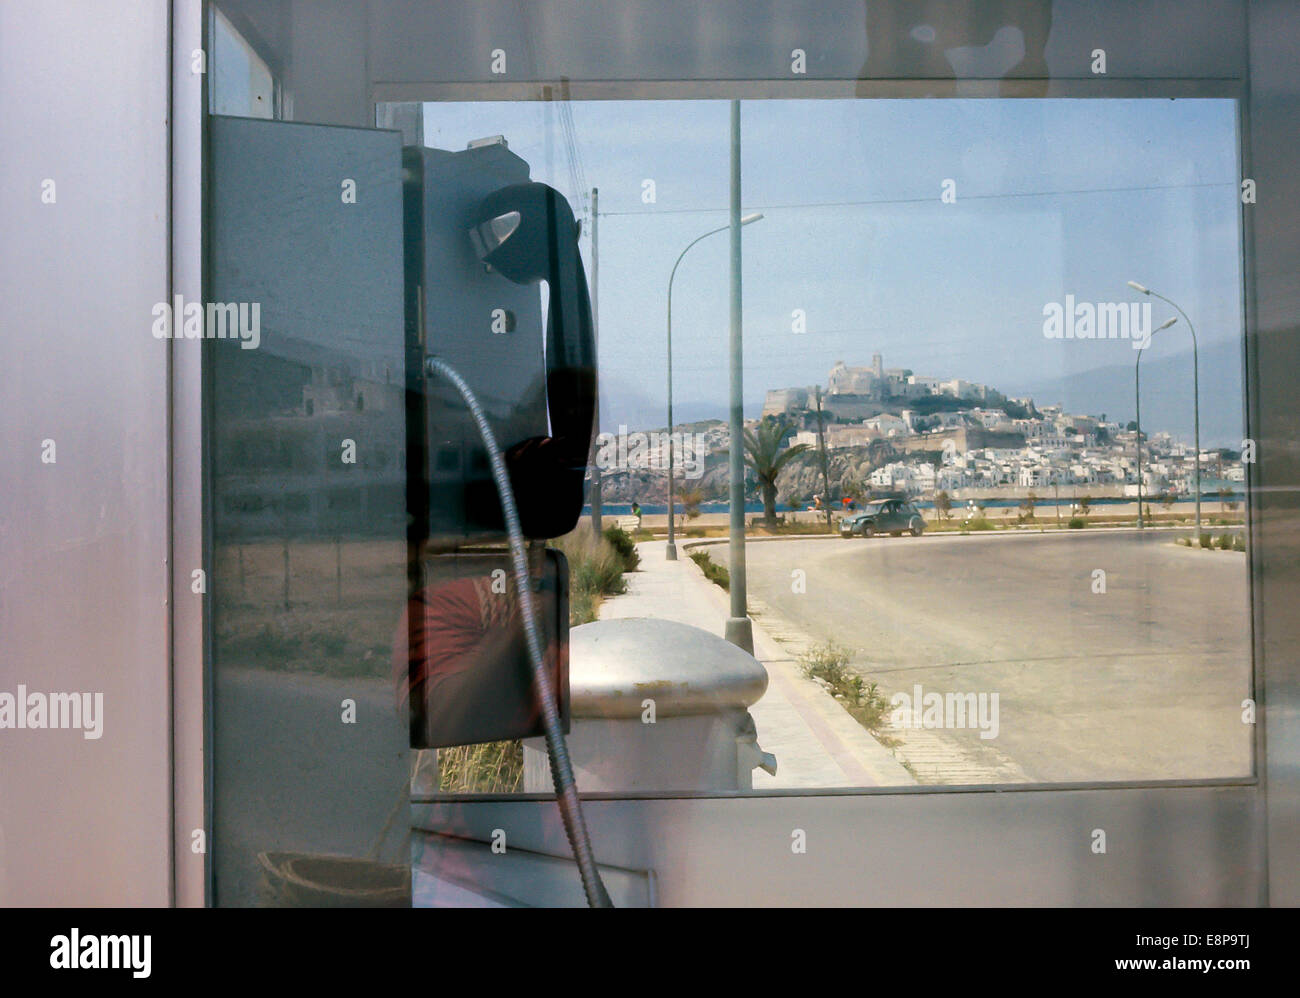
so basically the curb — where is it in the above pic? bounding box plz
[673,546,915,786]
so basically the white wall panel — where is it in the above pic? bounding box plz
[0,0,172,905]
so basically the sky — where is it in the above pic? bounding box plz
[423,97,1244,443]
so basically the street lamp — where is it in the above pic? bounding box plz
[1129,281,1202,535]
[1134,313,1179,528]
[664,211,763,560]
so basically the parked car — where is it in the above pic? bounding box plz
[839,499,926,538]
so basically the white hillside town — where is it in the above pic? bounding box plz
[592,355,1245,507]
[768,359,1245,503]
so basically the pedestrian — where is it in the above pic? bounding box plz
[631,500,642,529]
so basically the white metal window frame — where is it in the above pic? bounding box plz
[165,0,1299,907]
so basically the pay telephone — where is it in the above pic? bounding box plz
[401,137,596,751]
[400,134,610,906]
[404,138,596,545]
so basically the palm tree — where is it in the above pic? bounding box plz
[1019,490,1038,523]
[934,490,953,520]
[679,485,706,521]
[743,416,810,527]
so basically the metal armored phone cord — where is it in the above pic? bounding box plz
[425,355,613,909]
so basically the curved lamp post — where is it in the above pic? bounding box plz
[1129,281,1202,535]
[665,211,763,560]
[1134,314,1179,528]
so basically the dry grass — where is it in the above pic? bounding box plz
[553,528,628,626]
[437,741,523,794]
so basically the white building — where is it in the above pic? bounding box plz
[762,386,812,417]
[827,359,880,396]
[1018,464,1055,487]
[864,413,909,437]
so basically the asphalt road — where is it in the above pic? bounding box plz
[742,530,1253,783]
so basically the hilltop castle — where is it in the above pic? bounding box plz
[762,354,1004,419]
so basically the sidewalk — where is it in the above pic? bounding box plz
[598,541,914,789]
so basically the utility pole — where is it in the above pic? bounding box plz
[1134,314,1177,529]
[588,187,603,534]
[663,215,761,562]
[1128,283,1200,535]
[814,386,832,532]
[1136,367,1144,529]
[724,100,753,654]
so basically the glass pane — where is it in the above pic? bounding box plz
[413,96,1250,791]
[207,116,411,905]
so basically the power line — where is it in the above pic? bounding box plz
[557,89,589,232]
[596,179,1233,218]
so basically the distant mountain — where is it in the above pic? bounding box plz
[1005,339,1247,449]
[597,371,762,432]
[600,339,1249,448]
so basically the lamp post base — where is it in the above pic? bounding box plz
[724,616,754,655]
[665,542,678,561]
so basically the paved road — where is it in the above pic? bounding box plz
[742,530,1253,783]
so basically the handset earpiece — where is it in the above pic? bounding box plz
[470,182,596,538]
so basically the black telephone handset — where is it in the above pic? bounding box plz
[470,182,596,539]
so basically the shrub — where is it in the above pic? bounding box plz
[1199,532,1214,549]
[797,642,898,747]
[966,516,995,531]
[1068,516,1086,529]
[1216,532,1233,550]
[554,529,628,625]
[688,549,730,590]
[569,587,601,626]
[570,553,625,598]
[1233,533,1246,552]
[602,524,640,572]
[798,641,852,686]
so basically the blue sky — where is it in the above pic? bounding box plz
[424,98,1243,441]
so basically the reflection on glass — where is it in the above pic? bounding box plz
[208,117,410,906]
[399,547,566,754]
